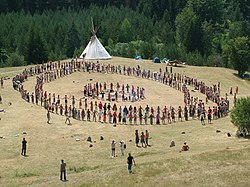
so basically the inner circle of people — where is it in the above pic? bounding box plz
[12,59,237,126]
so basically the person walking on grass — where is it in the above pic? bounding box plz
[127,153,136,174]
[21,138,27,156]
[60,160,67,181]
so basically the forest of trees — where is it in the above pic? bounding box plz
[0,0,249,76]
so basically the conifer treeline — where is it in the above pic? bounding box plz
[0,0,249,75]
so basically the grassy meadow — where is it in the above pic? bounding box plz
[0,57,250,187]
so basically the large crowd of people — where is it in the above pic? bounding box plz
[12,59,237,125]
[82,82,145,102]
[3,58,241,179]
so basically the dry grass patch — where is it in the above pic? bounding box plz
[0,57,250,187]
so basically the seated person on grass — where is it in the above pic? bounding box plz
[181,142,189,151]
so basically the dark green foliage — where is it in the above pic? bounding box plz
[175,7,204,54]
[188,0,225,23]
[222,36,250,77]
[0,0,8,13]
[7,52,25,67]
[66,22,80,58]
[0,48,8,62]
[120,18,133,42]
[0,48,9,67]
[231,97,250,134]
[0,1,249,69]
[25,26,48,65]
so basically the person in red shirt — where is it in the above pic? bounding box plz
[113,111,117,126]
[207,107,212,124]
[98,101,102,110]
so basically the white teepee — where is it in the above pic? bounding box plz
[80,23,111,60]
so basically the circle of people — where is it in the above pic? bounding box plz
[12,59,238,125]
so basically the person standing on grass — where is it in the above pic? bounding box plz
[145,130,149,146]
[207,107,212,124]
[141,132,146,148]
[103,110,107,123]
[0,77,3,88]
[21,138,27,156]
[144,112,148,125]
[111,140,116,158]
[149,113,154,125]
[200,111,205,125]
[135,130,139,147]
[47,110,51,124]
[113,111,117,126]
[156,112,160,125]
[127,153,136,174]
[87,109,91,121]
[65,115,71,125]
[120,140,126,156]
[60,160,67,181]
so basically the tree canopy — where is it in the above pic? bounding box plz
[223,36,250,77]
[0,0,249,72]
[231,97,250,134]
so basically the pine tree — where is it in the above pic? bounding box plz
[25,26,48,64]
[65,22,80,58]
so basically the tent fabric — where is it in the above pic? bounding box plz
[80,35,111,60]
[135,56,142,60]
[152,57,160,63]
[162,58,169,62]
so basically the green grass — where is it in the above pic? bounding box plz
[14,170,38,178]
[69,165,101,173]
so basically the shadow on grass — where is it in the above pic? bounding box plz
[69,165,101,173]
[137,151,157,157]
